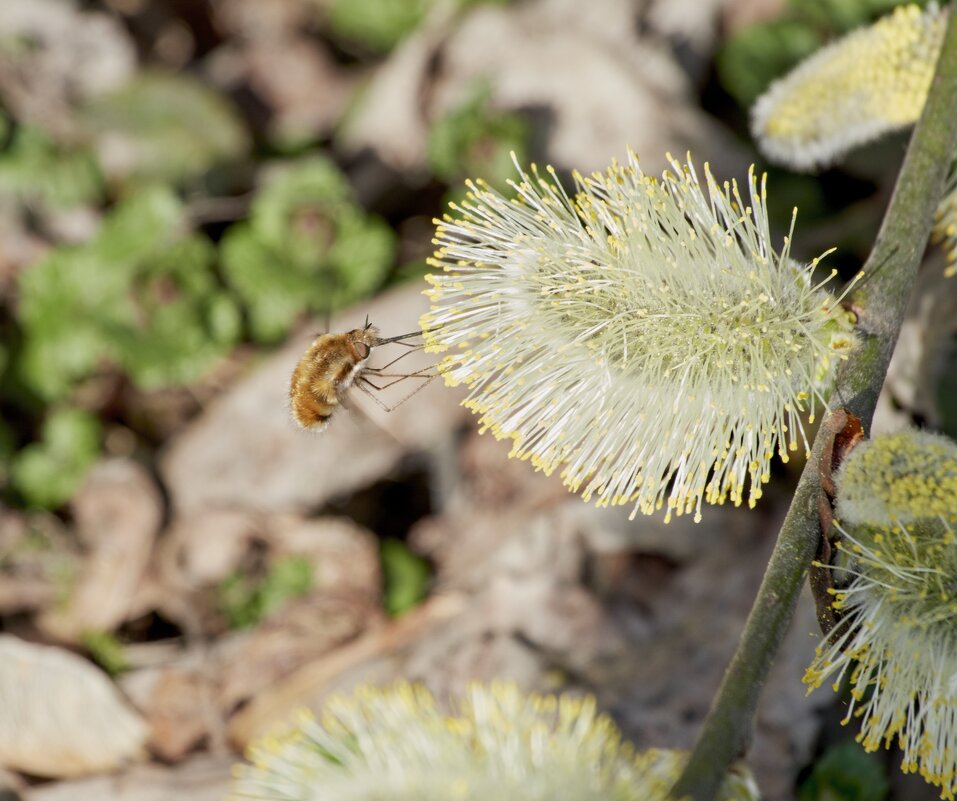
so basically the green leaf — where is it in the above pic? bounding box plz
[82,630,129,677]
[380,538,430,617]
[17,296,115,400]
[790,0,932,32]
[221,158,395,342]
[16,219,141,400]
[115,294,240,389]
[115,235,239,389]
[84,71,249,185]
[329,211,396,299]
[16,186,236,398]
[0,128,102,209]
[257,556,313,619]
[218,556,314,629]
[207,293,244,345]
[92,185,185,268]
[220,226,316,343]
[11,409,101,509]
[718,20,823,108]
[799,741,889,801]
[328,0,428,52]
[251,158,352,249]
[427,84,529,188]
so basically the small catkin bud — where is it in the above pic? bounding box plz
[751,5,957,277]
[835,429,957,527]
[751,3,948,171]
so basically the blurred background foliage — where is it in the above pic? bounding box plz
[217,554,314,629]
[798,740,889,801]
[0,0,545,513]
[0,0,941,561]
[0,0,946,795]
[220,156,394,342]
[0,0,943,599]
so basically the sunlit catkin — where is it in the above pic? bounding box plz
[751,4,947,171]
[750,4,957,276]
[422,152,857,522]
[229,682,760,801]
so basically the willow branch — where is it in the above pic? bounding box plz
[671,10,957,800]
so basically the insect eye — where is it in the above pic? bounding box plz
[355,342,371,360]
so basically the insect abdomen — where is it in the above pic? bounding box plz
[291,391,336,430]
[288,342,340,430]
[288,328,375,431]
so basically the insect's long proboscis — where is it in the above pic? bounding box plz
[372,330,423,346]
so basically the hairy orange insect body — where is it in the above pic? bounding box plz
[289,326,379,431]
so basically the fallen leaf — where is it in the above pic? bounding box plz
[0,636,147,777]
[25,755,232,801]
[39,459,162,641]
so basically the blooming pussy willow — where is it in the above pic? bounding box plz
[422,152,856,522]
[751,3,948,170]
[805,432,957,799]
[230,682,759,801]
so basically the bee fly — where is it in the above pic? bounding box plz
[289,317,433,431]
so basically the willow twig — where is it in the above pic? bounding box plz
[671,10,957,799]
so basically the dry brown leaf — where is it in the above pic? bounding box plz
[123,668,210,763]
[158,509,259,590]
[266,515,382,601]
[0,0,135,137]
[39,459,162,642]
[0,636,147,778]
[722,0,789,34]
[336,2,458,171]
[215,594,378,712]
[227,593,466,748]
[143,514,385,713]
[25,755,233,801]
[243,38,357,143]
[210,0,311,38]
[0,511,79,617]
[342,0,747,176]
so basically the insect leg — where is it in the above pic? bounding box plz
[360,368,435,390]
[354,380,394,412]
[369,345,426,371]
[356,374,436,412]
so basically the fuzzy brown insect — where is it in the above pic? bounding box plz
[289,320,428,431]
